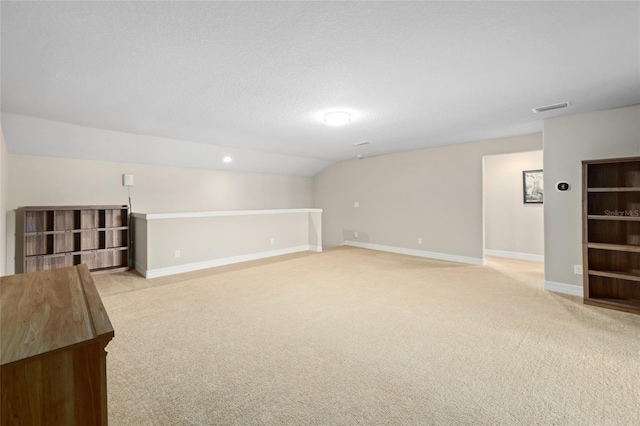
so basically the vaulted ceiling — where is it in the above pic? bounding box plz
[2,1,639,176]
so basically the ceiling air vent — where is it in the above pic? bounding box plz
[353,141,371,146]
[532,101,571,113]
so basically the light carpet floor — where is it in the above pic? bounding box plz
[94,246,640,425]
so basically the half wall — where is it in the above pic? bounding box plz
[133,209,322,278]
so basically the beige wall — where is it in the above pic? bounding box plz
[8,154,313,213]
[484,150,544,258]
[543,104,640,289]
[1,126,8,276]
[4,154,314,275]
[135,210,321,277]
[314,133,543,262]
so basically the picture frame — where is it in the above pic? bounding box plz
[523,169,543,204]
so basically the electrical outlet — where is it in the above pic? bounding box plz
[175,250,181,258]
[418,237,422,245]
[354,231,358,239]
[270,238,275,245]
[354,202,359,208]
[574,264,583,275]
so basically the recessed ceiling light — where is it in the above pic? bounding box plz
[223,156,232,163]
[324,112,351,126]
[532,101,571,113]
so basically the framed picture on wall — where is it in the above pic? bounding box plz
[523,169,543,204]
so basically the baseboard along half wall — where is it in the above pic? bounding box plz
[343,240,484,266]
[138,245,321,279]
[484,249,544,263]
[543,280,583,297]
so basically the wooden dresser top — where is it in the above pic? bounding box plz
[1,264,114,367]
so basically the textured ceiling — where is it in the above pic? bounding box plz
[2,1,639,176]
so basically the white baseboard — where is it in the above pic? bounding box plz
[343,240,484,266]
[134,261,147,278]
[543,280,583,297]
[144,245,316,279]
[485,249,544,263]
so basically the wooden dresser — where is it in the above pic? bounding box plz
[1,265,114,425]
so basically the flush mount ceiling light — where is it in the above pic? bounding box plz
[324,112,351,126]
[532,101,571,113]
[223,156,233,163]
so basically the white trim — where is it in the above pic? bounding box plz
[134,261,147,278]
[132,208,323,220]
[343,241,484,266]
[543,280,583,297]
[485,249,544,263]
[309,245,323,253]
[144,245,315,279]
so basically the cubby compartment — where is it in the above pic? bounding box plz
[587,276,640,309]
[586,192,640,217]
[24,210,54,233]
[81,253,97,270]
[587,249,640,277]
[24,255,75,272]
[54,232,81,253]
[587,160,640,188]
[105,209,128,228]
[588,220,640,246]
[81,209,100,229]
[25,234,53,256]
[82,249,128,272]
[82,230,105,250]
[105,229,128,248]
[55,210,81,231]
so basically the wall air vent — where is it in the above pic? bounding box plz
[532,101,571,113]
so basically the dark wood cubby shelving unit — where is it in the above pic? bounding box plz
[583,157,640,314]
[16,205,130,275]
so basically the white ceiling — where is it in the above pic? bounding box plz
[2,1,639,177]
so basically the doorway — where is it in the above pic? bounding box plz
[483,151,544,263]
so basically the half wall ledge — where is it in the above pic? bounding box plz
[132,209,322,278]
